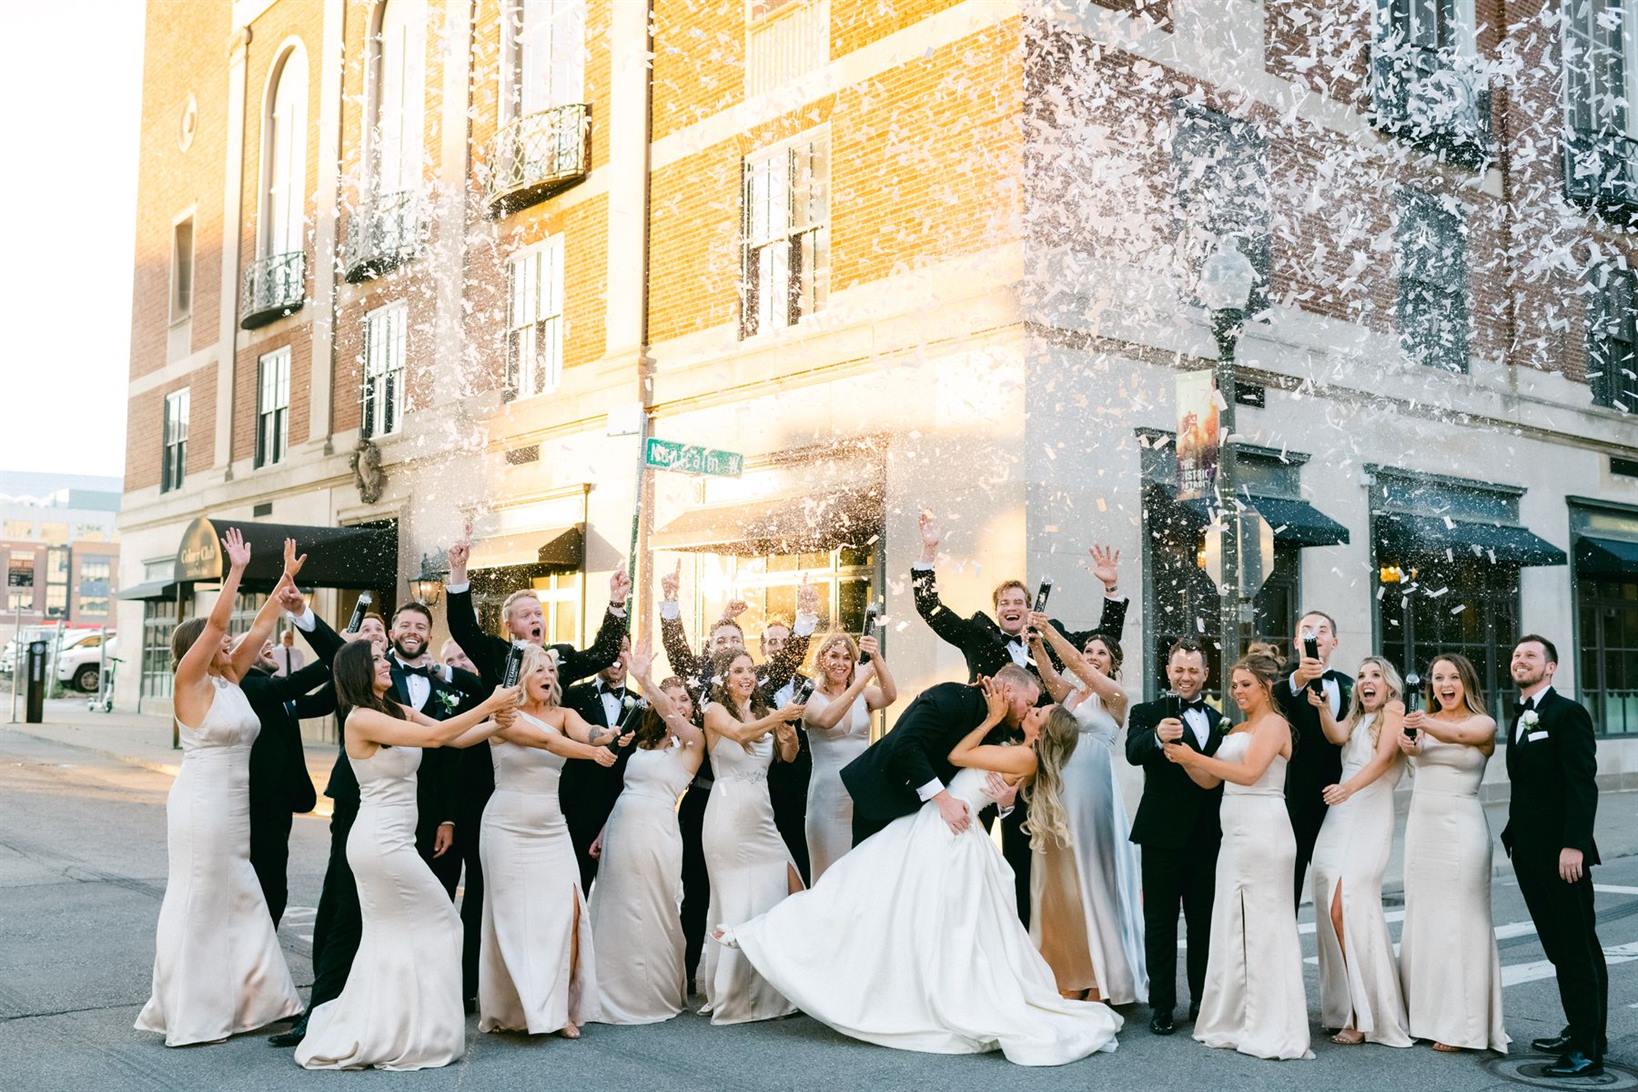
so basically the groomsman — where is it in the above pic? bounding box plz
[911,512,1127,925]
[562,636,642,891]
[385,602,466,896]
[1502,635,1606,1078]
[1274,609,1350,907]
[1125,638,1224,1036]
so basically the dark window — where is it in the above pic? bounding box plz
[141,600,175,698]
[161,389,189,493]
[256,348,290,468]
[741,133,829,338]
[1587,264,1638,411]
[1397,190,1469,372]
[1578,571,1638,737]
[171,217,194,321]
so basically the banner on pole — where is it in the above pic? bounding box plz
[1175,370,1220,501]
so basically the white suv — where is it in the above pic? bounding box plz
[55,631,117,693]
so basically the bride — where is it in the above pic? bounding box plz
[716,677,1122,1067]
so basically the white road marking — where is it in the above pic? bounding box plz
[1594,884,1638,896]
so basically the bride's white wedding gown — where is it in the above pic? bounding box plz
[721,766,1122,1066]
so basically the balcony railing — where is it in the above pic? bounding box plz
[1563,126,1638,213]
[345,190,425,283]
[240,250,306,329]
[486,103,591,216]
[1369,41,1493,167]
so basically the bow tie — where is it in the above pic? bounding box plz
[1178,699,1206,715]
[1006,634,1025,647]
[1512,697,1536,718]
[601,687,625,701]
[398,664,431,679]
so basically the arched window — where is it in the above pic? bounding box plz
[262,45,309,258]
[367,0,425,198]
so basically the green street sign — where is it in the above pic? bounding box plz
[644,437,744,477]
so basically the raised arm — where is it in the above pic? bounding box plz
[948,680,1033,778]
[803,662,876,732]
[1324,702,1404,805]
[632,653,705,750]
[911,512,982,652]
[763,578,819,692]
[558,568,631,685]
[1028,633,1074,704]
[862,635,897,709]
[1030,611,1126,720]
[1308,686,1351,745]
[223,538,306,681]
[444,529,506,686]
[658,562,703,683]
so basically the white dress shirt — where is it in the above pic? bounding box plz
[1289,671,1342,719]
[1182,704,1211,748]
[1516,684,1553,742]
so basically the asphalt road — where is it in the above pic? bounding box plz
[3,728,1637,1092]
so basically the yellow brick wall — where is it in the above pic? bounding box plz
[652,0,745,143]
[831,0,968,57]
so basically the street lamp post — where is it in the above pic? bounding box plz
[1197,237,1257,713]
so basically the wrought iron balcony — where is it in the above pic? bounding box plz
[240,250,306,329]
[1563,126,1638,214]
[345,190,425,283]
[1369,42,1493,167]
[486,103,591,216]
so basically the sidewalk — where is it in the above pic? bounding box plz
[6,698,336,818]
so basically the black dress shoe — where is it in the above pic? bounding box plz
[1544,1051,1603,1078]
[1149,1011,1176,1036]
[1531,1032,1573,1054]
[464,998,477,1015]
[267,1016,308,1047]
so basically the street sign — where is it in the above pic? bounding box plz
[644,437,744,477]
[1202,507,1276,597]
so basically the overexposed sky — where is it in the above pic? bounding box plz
[0,2,145,480]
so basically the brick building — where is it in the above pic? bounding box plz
[1,471,121,651]
[119,0,1637,777]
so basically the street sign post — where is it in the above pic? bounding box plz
[643,437,744,477]
[1203,507,1276,598]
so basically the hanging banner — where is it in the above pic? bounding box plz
[1175,370,1220,501]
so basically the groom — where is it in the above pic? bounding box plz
[1502,634,1606,1078]
[841,664,1040,844]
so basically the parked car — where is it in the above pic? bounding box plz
[1,626,77,677]
[56,631,117,692]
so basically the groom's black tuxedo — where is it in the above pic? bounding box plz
[1503,685,1606,1060]
[841,682,1006,844]
[1126,695,1225,1017]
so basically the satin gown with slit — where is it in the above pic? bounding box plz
[136,677,302,1046]
[1310,712,1411,1045]
[723,766,1123,1066]
[698,734,800,1024]
[1193,731,1313,1060]
[803,689,871,882]
[1400,735,1509,1051]
[296,744,465,1070]
[1030,690,1146,1003]
[589,740,695,1024]
[478,718,598,1033]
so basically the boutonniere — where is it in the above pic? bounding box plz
[1520,709,1540,730]
[434,690,460,714]
[622,694,639,711]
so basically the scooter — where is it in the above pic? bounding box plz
[89,656,121,714]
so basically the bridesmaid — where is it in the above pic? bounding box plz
[1166,645,1312,1061]
[480,646,626,1039]
[137,531,304,1046]
[589,649,705,1023]
[802,633,896,880]
[698,649,806,1024]
[296,641,514,1070]
[1027,616,1146,1005]
[1397,654,1509,1054]
[1309,657,1411,1047]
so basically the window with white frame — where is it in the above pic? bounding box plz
[503,0,585,120]
[162,389,189,493]
[741,130,829,338]
[505,237,564,399]
[262,47,309,258]
[1564,0,1636,137]
[170,216,193,322]
[1588,262,1638,411]
[367,0,426,197]
[256,347,291,467]
[362,302,407,438]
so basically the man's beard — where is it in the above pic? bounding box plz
[392,636,425,661]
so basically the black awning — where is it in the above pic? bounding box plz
[116,579,184,601]
[174,516,398,591]
[1163,487,1350,547]
[1375,512,1567,566]
[1577,534,1638,577]
[652,487,883,555]
[458,525,584,594]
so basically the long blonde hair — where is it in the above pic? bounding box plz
[1022,706,1080,851]
[515,644,562,708]
[1342,655,1403,747]
[813,632,859,692]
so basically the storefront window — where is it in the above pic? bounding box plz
[142,600,175,698]
[1578,575,1638,737]
[1377,556,1519,725]
[683,544,878,656]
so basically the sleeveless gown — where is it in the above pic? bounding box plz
[590,739,696,1023]
[136,676,301,1045]
[803,689,871,881]
[698,734,800,1024]
[724,766,1123,1066]
[479,718,598,1033]
[1401,734,1509,1051]
[1193,731,1313,1060]
[1030,690,1146,1003]
[1310,712,1410,1045]
[296,743,465,1070]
